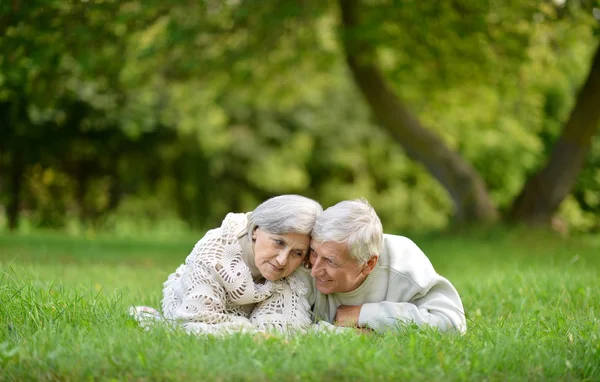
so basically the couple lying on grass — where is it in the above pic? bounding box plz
[132,195,467,335]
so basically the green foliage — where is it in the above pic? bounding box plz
[1,0,600,233]
[1,232,599,380]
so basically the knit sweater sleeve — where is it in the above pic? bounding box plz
[249,272,312,332]
[358,273,467,333]
[161,214,273,334]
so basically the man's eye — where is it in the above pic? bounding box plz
[293,251,304,257]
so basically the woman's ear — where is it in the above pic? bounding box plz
[252,227,258,241]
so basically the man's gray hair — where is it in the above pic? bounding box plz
[247,194,323,237]
[312,198,383,265]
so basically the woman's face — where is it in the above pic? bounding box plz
[252,228,310,281]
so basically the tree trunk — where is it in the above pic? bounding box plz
[338,0,497,223]
[74,164,90,226]
[508,43,600,225]
[7,150,23,231]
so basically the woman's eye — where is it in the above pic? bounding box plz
[274,239,284,246]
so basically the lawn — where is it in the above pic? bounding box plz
[1,229,598,381]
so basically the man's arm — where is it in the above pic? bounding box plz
[356,276,467,333]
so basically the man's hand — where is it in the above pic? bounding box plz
[334,305,362,327]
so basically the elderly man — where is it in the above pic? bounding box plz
[307,199,467,333]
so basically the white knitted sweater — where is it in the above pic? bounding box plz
[161,212,312,335]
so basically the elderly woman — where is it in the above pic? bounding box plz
[133,194,322,335]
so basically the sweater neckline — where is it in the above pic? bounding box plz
[336,267,379,298]
[237,230,264,282]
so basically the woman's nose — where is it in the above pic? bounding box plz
[275,250,289,266]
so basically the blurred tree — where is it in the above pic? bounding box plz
[0,0,173,229]
[2,0,599,234]
[337,0,600,226]
[338,0,498,223]
[508,44,600,225]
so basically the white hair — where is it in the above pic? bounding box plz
[312,198,383,265]
[247,195,323,237]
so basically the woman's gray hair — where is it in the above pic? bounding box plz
[247,195,323,237]
[312,198,383,265]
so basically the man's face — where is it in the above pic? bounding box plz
[309,240,374,294]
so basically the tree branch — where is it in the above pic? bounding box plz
[338,0,497,222]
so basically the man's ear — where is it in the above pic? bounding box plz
[361,255,378,276]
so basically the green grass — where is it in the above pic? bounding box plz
[1,230,599,381]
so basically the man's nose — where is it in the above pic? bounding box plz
[311,257,322,277]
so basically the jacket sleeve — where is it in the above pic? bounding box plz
[358,274,467,333]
